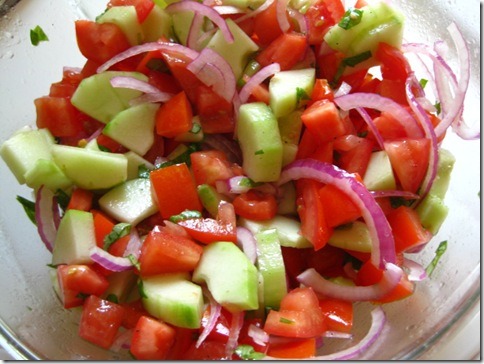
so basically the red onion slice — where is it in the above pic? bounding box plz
[276,0,290,33]
[297,263,403,302]
[89,246,134,272]
[225,311,245,357]
[187,48,237,103]
[85,127,103,143]
[405,75,439,202]
[323,331,353,339]
[403,258,428,282]
[52,196,62,230]
[236,227,258,264]
[354,107,385,150]
[369,190,420,200]
[278,159,396,269]
[35,185,57,252]
[97,41,198,74]
[123,228,142,259]
[187,13,205,50]
[202,134,242,164]
[110,329,133,352]
[333,81,352,98]
[334,93,424,139]
[110,76,174,106]
[288,8,307,34]
[247,324,270,346]
[197,287,222,348]
[213,5,247,15]
[130,91,174,106]
[239,63,280,104]
[165,0,234,44]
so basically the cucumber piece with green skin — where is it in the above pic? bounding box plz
[103,103,159,156]
[141,4,173,42]
[324,1,404,58]
[52,209,96,265]
[99,178,158,226]
[206,18,259,80]
[141,273,204,329]
[327,220,372,253]
[278,110,303,166]
[192,241,259,312]
[0,127,55,184]
[269,68,315,118]
[254,229,287,309]
[197,184,227,218]
[103,270,138,303]
[237,102,283,182]
[239,216,312,248]
[97,6,144,46]
[363,150,396,191]
[172,11,196,46]
[124,151,154,180]
[24,159,73,192]
[51,144,128,190]
[416,148,455,234]
[71,71,148,124]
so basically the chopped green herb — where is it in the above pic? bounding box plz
[137,279,148,299]
[16,195,36,225]
[128,254,141,271]
[98,145,111,153]
[238,177,262,188]
[95,8,109,22]
[30,25,49,46]
[296,87,310,107]
[157,143,201,168]
[255,149,265,155]
[103,223,132,250]
[419,78,428,89]
[169,209,202,223]
[342,50,372,67]
[138,164,152,179]
[46,263,59,269]
[390,196,416,209]
[76,292,89,300]
[279,317,294,324]
[235,345,265,360]
[338,8,364,30]
[425,240,447,277]
[434,101,441,114]
[357,130,369,138]
[106,293,119,304]
[55,189,70,211]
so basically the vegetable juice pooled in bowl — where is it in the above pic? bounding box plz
[0,0,478,359]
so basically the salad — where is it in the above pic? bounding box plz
[0,0,478,360]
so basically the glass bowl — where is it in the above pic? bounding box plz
[0,0,480,360]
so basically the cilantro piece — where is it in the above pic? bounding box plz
[55,189,70,211]
[169,209,202,223]
[342,50,372,67]
[389,196,416,209]
[235,345,265,360]
[338,8,364,30]
[98,145,111,153]
[434,101,442,114]
[157,143,201,169]
[419,78,428,89]
[425,240,447,277]
[296,87,310,107]
[279,317,294,324]
[16,195,36,225]
[138,164,152,179]
[106,293,119,304]
[238,177,262,188]
[137,279,148,299]
[30,25,49,46]
[255,149,264,155]
[103,223,132,250]
[128,254,141,271]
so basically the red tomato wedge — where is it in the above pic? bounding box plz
[130,316,176,360]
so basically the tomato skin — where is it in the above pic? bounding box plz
[375,42,410,82]
[75,20,131,64]
[190,150,234,186]
[138,226,203,276]
[57,265,110,309]
[252,0,286,46]
[177,216,237,244]
[183,340,230,360]
[264,287,326,339]
[78,295,125,349]
[334,135,374,177]
[34,96,85,138]
[256,33,308,71]
[305,0,345,45]
[67,188,93,211]
[232,190,278,221]
[155,91,193,138]
[267,338,316,359]
[130,316,177,360]
[108,0,155,23]
[318,298,353,333]
[120,299,150,329]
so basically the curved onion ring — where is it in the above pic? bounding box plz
[278,159,396,269]
[297,263,403,302]
[196,287,222,348]
[239,63,280,104]
[89,246,133,272]
[35,185,57,252]
[236,226,258,264]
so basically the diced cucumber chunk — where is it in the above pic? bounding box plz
[193,242,259,312]
[237,102,283,182]
[142,273,204,329]
[328,221,372,253]
[269,68,315,118]
[99,178,158,226]
[254,229,287,309]
[97,5,144,45]
[141,4,173,42]
[103,270,138,303]
[0,127,55,184]
[71,71,148,124]
[103,103,159,156]
[206,19,259,80]
[24,159,73,192]
[51,144,128,190]
[363,150,396,191]
[415,194,449,235]
[239,215,312,248]
[197,184,227,218]
[124,151,155,180]
[52,209,96,265]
